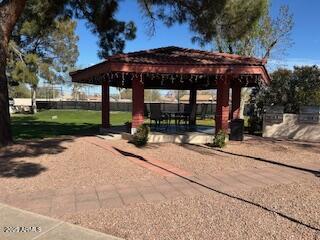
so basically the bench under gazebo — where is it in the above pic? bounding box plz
[70,46,270,140]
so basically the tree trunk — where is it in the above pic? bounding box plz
[0,0,27,146]
[31,86,37,114]
[0,43,12,146]
[240,88,251,118]
[118,88,121,100]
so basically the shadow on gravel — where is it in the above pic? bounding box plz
[243,136,320,154]
[198,144,320,178]
[0,138,73,178]
[113,147,147,161]
[180,143,320,178]
[0,161,47,178]
[115,147,320,233]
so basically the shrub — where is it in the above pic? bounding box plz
[213,130,227,148]
[132,124,150,147]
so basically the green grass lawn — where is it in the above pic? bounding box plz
[12,110,131,140]
[11,109,218,140]
[11,110,250,140]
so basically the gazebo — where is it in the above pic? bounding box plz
[70,46,270,135]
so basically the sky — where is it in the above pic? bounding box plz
[73,0,320,95]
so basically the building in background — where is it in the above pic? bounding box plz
[180,94,216,104]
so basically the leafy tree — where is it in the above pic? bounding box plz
[118,89,161,101]
[0,0,26,146]
[144,89,161,102]
[167,90,188,101]
[0,0,268,146]
[72,83,86,101]
[192,0,268,52]
[36,87,61,99]
[253,66,320,115]
[7,17,79,113]
[0,0,136,146]
[259,68,294,112]
[72,91,87,101]
[140,0,270,55]
[140,0,276,120]
[110,93,119,100]
[120,89,132,100]
[292,66,320,108]
[258,5,293,59]
[188,1,293,120]
[191,0,293,59]
[9,83,30,98]
[139,0,227,37]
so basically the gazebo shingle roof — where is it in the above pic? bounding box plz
[70,46,270,89]
[106,46,264,66]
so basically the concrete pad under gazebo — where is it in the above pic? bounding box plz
[70,46,270,142]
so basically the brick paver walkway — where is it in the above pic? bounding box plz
[1,164,317,217]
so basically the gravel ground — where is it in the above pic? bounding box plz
[245,178,320,233]
[1,136,319,194]
[225,136,320,166]
[1,136,319,239]
[109,140,265,177]
[62,178,320,240]
[109,137,320,177]
[0,137,163,195]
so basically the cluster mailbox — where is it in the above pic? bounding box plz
[299,106,320,124]
[264,106,284,124]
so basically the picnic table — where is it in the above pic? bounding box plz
[162,111,191,129]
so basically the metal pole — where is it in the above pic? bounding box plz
[177,90,180,112]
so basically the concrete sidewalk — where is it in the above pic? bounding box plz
[0,203,122,240]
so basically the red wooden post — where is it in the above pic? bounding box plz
[215,75,230,133]
[231,81,241,119]
[132,76,144,133]
[101,80,110,128]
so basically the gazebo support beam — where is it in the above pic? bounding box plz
[215,75,230,133]
[132,77,144,134]
[189,89,197,126]
[231,81,241,119]
[101,80,110,129]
